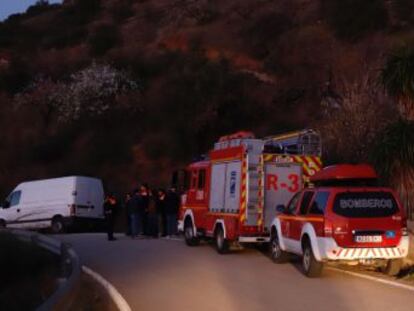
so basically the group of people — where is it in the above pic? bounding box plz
[103,184,181,241]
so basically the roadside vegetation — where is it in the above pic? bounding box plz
[69,273,118,311]
[0,231,60,311]
[0,0,413,218]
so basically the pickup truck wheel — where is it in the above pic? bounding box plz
[383,259,402,276]
[215,227,229,254]
[270,233,288,263]
[184,220,199,246]
[302,242,323,278]
[0,219,6,229]
[51,217,65,234]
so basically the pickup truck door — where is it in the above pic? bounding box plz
[279,192,301,238]
[289,191,315,241]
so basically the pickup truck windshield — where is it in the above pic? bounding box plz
[333,192,399,218]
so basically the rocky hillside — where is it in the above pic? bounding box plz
[0,0,413,194]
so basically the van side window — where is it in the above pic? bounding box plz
[198,169,206,189]
[309,191,330,215]
[299,191,314,215]
[9,191,22,207]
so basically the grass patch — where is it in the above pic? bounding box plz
[0,231,60,311]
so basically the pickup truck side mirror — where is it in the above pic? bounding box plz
[276,204,285,213]
[2,201,10,209]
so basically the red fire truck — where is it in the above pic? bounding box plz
[177,130,323,253]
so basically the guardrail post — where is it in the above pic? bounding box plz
[60,243,72,279]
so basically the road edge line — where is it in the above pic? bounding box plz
[82,265,132,311]
[327,267,414,292]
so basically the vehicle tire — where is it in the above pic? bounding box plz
[184,219,199,246]
[0,219,6,229]
[51,217,65,234]
[270,232,288,263]
[383,259,402,276]
[215,226,229,254]
[302,241,323,278]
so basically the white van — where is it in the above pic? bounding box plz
[0,176,105,233]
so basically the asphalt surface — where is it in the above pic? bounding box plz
[58,234,413,311]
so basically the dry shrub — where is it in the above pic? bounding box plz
[317,72,397,163]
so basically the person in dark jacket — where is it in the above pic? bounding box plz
[147,189,159,238]
[127,191,141,238]
[156,189,167,237]
[104,193,118,241]
[165,186,180,237]
[137,184,150,235]
[124,193,132,236]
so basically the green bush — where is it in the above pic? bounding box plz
[392,0,414,23]
[88,23,120,56]
[56,0,101,26]
[26,1,60,18]
[110,0,135,22]
[0,58,32,94]
[321,0,388,40]
[243,12,292,59]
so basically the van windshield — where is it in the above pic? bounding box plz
[333,192,399,218]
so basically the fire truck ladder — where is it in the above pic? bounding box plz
[246,155,261,226]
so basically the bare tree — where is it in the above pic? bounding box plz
[317,73,397,162]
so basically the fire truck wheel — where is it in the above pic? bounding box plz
[302,241,323,278]
[270,233,288,263]
[184,220,199,246]
[382,259,402,276]
[215,226,229,254]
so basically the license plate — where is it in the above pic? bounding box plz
[355,235,382,243]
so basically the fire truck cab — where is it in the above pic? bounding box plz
[177,130,322,254]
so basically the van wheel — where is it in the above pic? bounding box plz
[184,219,199,246]
[302,242,323,277]
[0,219,6,229]
[270,233,288,263]
[383,259,402,276]
[215,226,229,254]
[51,217,65,234]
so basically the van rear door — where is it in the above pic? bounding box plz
[329,190,403,248]
[73,178,94,218]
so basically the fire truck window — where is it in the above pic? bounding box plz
[286,192,301,214]
[309,191,330,215]
[191,171,198,189]
[184,171,191,190]
[299,191,314,215]
[198,169,206,189]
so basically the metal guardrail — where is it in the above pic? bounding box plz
[5,229,81,311]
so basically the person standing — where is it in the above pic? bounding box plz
[104,193,118,241]
[165,186,180,237]
[127,191,140,238]
[124,193,132,236]
[156,189,167,237]
[147,189,159,238]
[137,184,150,236]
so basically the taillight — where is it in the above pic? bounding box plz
[69,204,76,216]
[324,219,333,237]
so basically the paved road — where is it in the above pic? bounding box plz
[59,234,413,311]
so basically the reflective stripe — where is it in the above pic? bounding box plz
[239,158,248,224]
[335,247,403,259]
